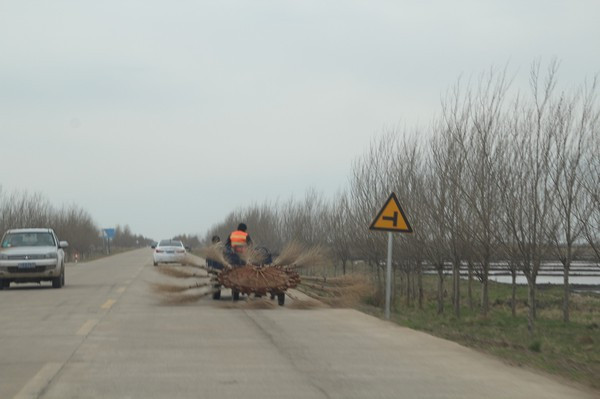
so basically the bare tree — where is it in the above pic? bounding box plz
[499,61,557,334]
[547,78,598,322]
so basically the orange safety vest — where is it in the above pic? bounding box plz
[229,230,249,253]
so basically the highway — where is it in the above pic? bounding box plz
[0,248,596,399]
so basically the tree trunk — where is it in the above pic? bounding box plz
[406,270,411,306]
[437,265,444,314]
[480,273,489,317]
[511,269,517,317]
[468,261,474,310]
[453,258,460,318]
[563,262,570,323]
[527,281,536,336]
[417,261,423,310]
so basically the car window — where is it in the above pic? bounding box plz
[158,240,183,247]
[1,232,56,248]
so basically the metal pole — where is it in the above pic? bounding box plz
[385,231,393,320]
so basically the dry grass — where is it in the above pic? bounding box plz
[292,245,330,269]
[156,265,207,279]
[151,281,212,294]
[298,274,373,307]
[287,298,326,309]
[160,291,213,305]
[273,241,305,266]
[196,244,232,269]
[240,247,272,265]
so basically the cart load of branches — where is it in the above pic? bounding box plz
[218,265,300,296]
[151,241,329,305]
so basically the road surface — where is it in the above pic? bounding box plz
[0,248,596,398]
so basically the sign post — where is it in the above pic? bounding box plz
[103,228,116,255]
[369,192,413,320]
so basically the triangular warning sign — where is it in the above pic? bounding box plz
[369,192,413,233]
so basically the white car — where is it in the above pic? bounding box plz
[0,228,68,289]
[152,239,186,266]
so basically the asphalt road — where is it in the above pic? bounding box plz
[0,248,596,399]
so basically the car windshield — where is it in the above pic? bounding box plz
[1,232,55,248]
[158,240,183,247]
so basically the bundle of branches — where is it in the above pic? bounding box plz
[155,265,208,279]
[196,244,232,269]
[218,265,300,296]
[152,241,331,304]
[297,274,373,307]
[273,241,330,269]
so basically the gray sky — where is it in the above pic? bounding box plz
[1,1,599,240]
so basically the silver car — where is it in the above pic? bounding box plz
[152,239,186,266]
[0,228,68,289]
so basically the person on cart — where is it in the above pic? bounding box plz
[225,223,252,267]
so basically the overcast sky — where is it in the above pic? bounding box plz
[1,1,598,240]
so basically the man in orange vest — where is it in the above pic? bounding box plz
[226,223,252,266]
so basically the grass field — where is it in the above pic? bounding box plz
[354,276,600,390]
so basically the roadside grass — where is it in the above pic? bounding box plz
[356,276,600,390]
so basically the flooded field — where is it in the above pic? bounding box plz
[427,261,600,293]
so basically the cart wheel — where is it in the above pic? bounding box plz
[277,293,285,306]
[232,290,240,301]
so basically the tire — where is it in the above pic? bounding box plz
[0,279,9,290]
[52,276,61,288]
[212,289,221,300]
[277,293,285,306]
[52,268,64,289]
[153,262,158,266]
[232,290,240,301]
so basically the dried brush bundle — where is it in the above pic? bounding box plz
[298,274,373,307]
[240,246,272,266]
[273,241,305,266]
[151,281,212,294]
[160,291,214,305]
[197,243,232,269]
[156,266,207,279]
[290,245,330,269]
[287,299,325,309]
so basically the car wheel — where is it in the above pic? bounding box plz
[52,268,64,289]
[153,262,158,266]
[277,293,285,306]
[52,276,62,288]
[232,290,240,301]
[212,289,221,300]
[0,279,9,290]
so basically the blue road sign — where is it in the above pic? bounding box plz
[103,228,116,239]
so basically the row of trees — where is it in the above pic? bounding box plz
[204,62,600,334]
[0,188,152,259]
[111,224,154,248]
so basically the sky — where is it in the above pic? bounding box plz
[1,1,599,240]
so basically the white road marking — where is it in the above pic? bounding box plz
[116,286,126,294]
[76,319,98,336]
[13,362,62,399]
[101,299,116,309]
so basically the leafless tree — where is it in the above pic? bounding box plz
[498,61,557,334]
[547,77,598,322]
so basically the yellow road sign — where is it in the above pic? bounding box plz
[369,192,413,233]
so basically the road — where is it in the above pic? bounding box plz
[0,248,596,399]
